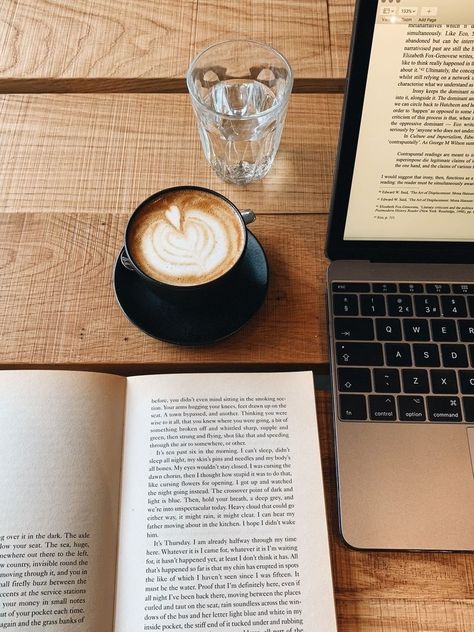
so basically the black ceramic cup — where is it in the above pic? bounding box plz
[120,186,256,303]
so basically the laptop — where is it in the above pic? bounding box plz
[326,0,474,550]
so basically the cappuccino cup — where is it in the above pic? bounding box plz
[121,186,256,298]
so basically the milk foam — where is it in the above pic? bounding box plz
[143,206,230,281]
[129,191,245,286]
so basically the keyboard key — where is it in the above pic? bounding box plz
[369,395,396,421]
[453,284,474,295]
[334,318,374,340]
[338,368,372,392]
[402,369,429,393]
[413,344,441,367]
[441,344,468,368]
[373,283,397,293]
[441,295,467,317]
[427,396,462,422]
[458,321,474,342]
[339,394,367,420]
[430,370,458,394]
[375,318,402,341]
[431,319,457,342]
[426,283,450,294]
[385,343,412,367]
[336,342,384,366]
[462,397,474,422]
[467,296,474,317]
[387,295,413,316]
[403,319,430,341]
[414,295,440,317]
[360,294,386,316]
[333,282,370,293]
[398,396,426,421]
[399,283,424,293]
[459,371,474,394]
[373,369,401,393]
[333,294,358,316]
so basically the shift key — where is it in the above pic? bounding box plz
[336,342,384,366]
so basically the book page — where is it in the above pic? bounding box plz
[115,371,336,632]
[0,371,126,632]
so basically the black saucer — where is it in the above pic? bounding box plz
[113,232,268,345]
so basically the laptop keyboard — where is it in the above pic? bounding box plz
[330,281,474,423]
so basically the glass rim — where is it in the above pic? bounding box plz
[186,38,294,121]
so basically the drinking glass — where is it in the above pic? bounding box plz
[186,39,293,186]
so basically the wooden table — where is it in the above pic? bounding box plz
[0,1,472,629]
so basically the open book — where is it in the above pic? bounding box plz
[0,371,336,631]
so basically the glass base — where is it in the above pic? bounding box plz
[210,156,274,186]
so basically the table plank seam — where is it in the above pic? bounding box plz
[0,78,345,94]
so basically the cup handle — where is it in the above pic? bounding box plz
[120,248,136,271]
[241,209,256,225]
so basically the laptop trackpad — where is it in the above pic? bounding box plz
[338,423,474,550]
[468,428,474,478]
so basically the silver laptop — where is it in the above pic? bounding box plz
[326,0,474,550]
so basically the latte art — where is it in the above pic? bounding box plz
[128,189,245,286]
[143,205,231,280]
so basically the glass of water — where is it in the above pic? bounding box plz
[186,40,293,186]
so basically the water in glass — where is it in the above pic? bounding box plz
[199,79,285,185]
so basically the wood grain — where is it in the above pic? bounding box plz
[0,212,328,367]
[2,2,473,629]
[0,0,354,85]
[328,0,356,79]
[336,599,474,631]
[0,93,342,215]
[315,391,474,632]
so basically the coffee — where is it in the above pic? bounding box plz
[127,188,246,287]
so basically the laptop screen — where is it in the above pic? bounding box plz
[327,0,474,262]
